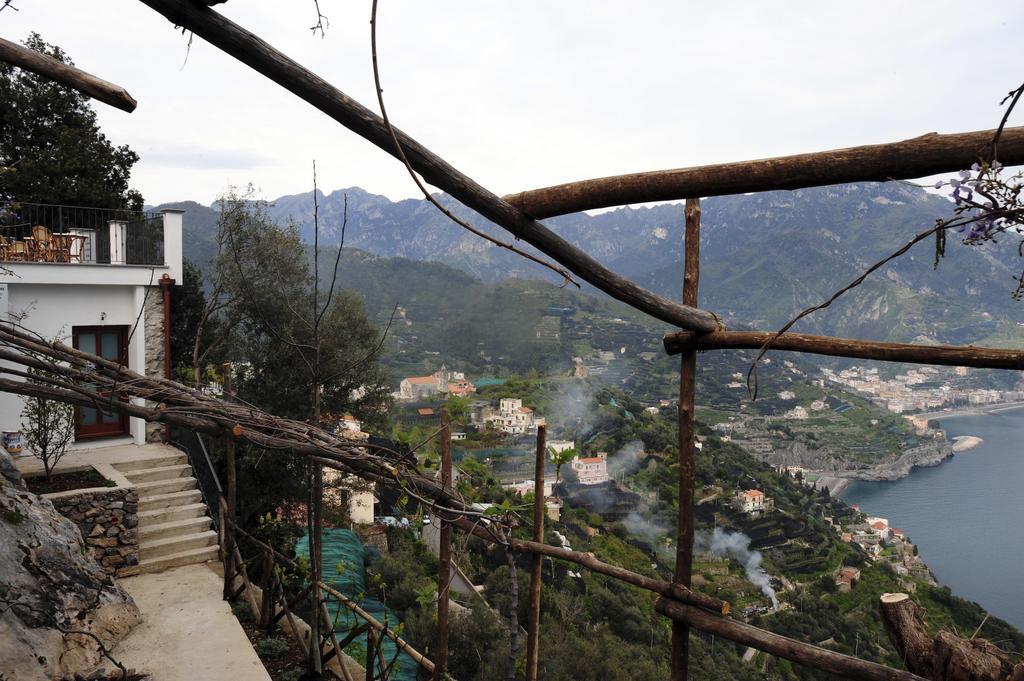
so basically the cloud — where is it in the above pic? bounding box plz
[5,1,1022,206]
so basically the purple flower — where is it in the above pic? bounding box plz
[82,362,96,375]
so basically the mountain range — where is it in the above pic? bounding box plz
[154,181,1024,347]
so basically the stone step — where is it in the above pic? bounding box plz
[137,502,208,526]
[123,463,193,484]
[138,489,202,512]
[137,544,219,574]
[112,454,187,472]
[140,529,217,560]
[134,477,198,497]
[138,516,212,542]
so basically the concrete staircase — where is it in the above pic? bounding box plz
[113,452,219,574]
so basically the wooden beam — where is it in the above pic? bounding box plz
[662,329,1024,369]
[134,0,721,334]
[504,126,1024,218]
[0,36,137,112]
[672,198,701,681]
[656,598,928,681]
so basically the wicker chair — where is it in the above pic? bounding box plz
[8,240,29,261]
[30,226,56,262]
[50,233,73,263]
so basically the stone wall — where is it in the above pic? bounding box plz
[50,487,140,577]
[143,284,166,443]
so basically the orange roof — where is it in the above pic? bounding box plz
[891,527,904,535]
[744,489,764,499]
[579,457,604,464]
[519,406,533,413]
[417,408,435,416]
[406,376,438,385]
[870,521,887,530]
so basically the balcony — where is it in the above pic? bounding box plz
[0,202,182,286]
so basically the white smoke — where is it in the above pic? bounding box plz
[607,440,645,479]
[547,381,597,439]
[696,528,778,609]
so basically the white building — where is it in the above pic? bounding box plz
[1,206,183,447]
[489,397,538,435]
[737,489,774,515]
[547,439,575,454]
[571,453,609,485]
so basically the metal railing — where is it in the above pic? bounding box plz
[169,425,222,531]
[0,201,164,265]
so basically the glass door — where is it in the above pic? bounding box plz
[72,326,129,438]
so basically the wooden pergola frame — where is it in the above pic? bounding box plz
[5,3,1023,680]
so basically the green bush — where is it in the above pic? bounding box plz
[231,601,254,623]
[255,637,290,659]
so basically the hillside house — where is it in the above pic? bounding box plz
[737,489,774,515]
[399,375,441,400]
[447,378,477,398]
[0,204,183,447]
[488,397,539,435]
[835,566,862,592]
[397,364,470,400]
[571,452,609,485]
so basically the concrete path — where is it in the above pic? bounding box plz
[109,562,271,681]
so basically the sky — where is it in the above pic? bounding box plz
[2,1,1022,207]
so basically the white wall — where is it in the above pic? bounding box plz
[0,283,148,445]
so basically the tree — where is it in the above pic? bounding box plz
[550,446,577,486]
[168,259,214,381]
[0,33,142,209]
[20,365,75,482]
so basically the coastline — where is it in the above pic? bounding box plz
[808,401,1021,490]
[913,400,1024,422]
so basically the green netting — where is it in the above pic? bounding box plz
[297,529,418,681]
[453,446,527,462]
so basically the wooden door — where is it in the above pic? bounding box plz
[72,326,129,438]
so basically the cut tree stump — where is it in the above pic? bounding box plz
[880,593,1024,681]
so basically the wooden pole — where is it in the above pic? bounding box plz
[656,598,928,681]
[663,329,1024,370]
[365,628,377,681]
[222,362,237,601]
[309,380,325,674]
[672,198,701,680]
[0,36,137,113]
[503,126,1024,218]
[525,424,547,681]
[133,0,720,334]
[434,408,452,681]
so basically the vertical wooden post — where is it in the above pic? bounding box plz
[434,408,452,681]
[222,362,237,601]
[365,628,377,681]
[525,424,547,681]
[309,382,325,674]
[260,548,275,633]
[671,198,701,681]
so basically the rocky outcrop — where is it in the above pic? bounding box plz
[0,452,141,681]
[840,441,953,482]
[49,489,140,577]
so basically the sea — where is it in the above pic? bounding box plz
[842,408,1024,629]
